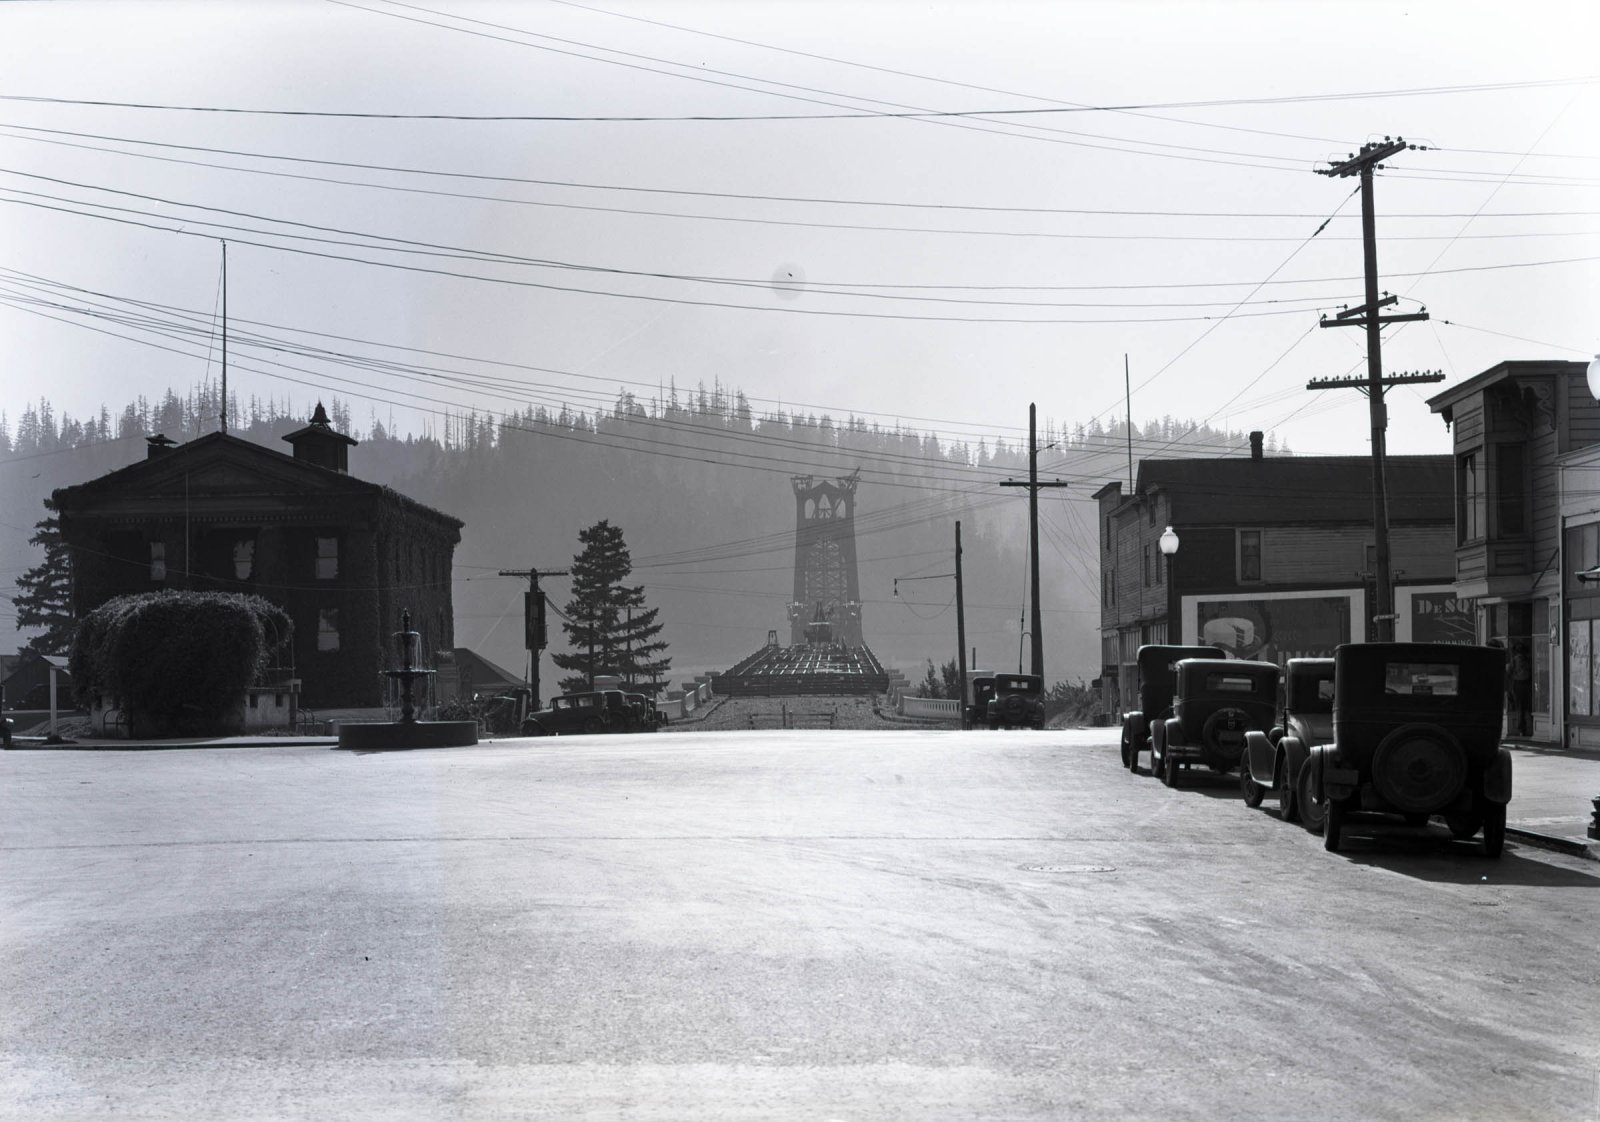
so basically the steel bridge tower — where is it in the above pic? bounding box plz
[788,471,864,647]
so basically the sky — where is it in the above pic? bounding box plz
[0,0,1595,466]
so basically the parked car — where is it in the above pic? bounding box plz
[1298,642,1511,857]
[623,692,663,731]
[1121,644,1225,773]
[963,673,997,728]
[1239,657,1335,821]
[985,673,1046,730]
[1151,658,1279,788]
[522,689,630,736]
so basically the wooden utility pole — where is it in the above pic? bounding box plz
[955,520,969,730]
[1312,137,1442,642]
[220,239,228,435]
[1001,403,1069,678]
[498,567,568,708]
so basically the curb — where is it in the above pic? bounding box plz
[1506,825,1594,860]
[6,738,339,751]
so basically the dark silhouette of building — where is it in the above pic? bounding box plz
[52,404,462,709]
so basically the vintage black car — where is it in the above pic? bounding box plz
[1239,657,1334,821]
[1150,658,1279,788]
[1121,644,1226,773]
[964,674,997,728]
[985,673,1046,730]
[623,692,664,731]
[1298,642,1511,857]
[521,689,631,736]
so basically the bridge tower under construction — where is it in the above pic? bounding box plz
[788,471,864,648]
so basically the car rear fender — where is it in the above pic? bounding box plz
[1482,745,1514,805]
[1243,729,1273,782]
[1310,743,1359,802]
[1278,735,1308,790]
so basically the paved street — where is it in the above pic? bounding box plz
[2,729,1597,1121]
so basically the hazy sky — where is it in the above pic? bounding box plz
[2,0,1596,461]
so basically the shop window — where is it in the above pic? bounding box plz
[149,541,166,582]
[1238,530,1262,582]
[317,608,341,652]
[315,536,339,580]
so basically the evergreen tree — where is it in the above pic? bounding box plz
[552,520,670,695]
[13,497,75,655]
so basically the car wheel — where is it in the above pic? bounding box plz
[1445,811,1482,840]
[1165,750,1183,789]
[1278,766,1299,823]
[581,716,603,734]
[1482,802,1507,859]
[1239,748,1265,808]
[1323,795,1344,852]
[1296,763,1325,836]
[1120,722,1133,768]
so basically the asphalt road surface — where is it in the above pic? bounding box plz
[3,729,1597,1121]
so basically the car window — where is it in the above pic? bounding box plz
[1317,680,1335,702]
[1384,662,1460,696]
[1205,674,1259,693]
[553,698,572,711]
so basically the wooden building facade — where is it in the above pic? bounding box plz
[1094,434,1456,718]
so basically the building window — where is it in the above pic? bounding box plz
[232,538,255,581]
[1109,567,1116,606]
[1492,443,1527,537]
[149,541,166,582]
[1142,544,1151,588]
[1458,451,1485,543]
[1148,504,1156,526]
[315,536,339,580]
[1155,548,1164,586]
[1239,530,1262,582]
[317,608,341,652]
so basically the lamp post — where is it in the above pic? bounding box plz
[1587,356,1600,839]
[1159,526,1180,644]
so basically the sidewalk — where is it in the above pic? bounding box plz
[1503,740,1597,855]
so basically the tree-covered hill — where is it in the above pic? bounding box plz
[1,380,1276,687]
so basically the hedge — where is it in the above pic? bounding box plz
[70,591,292,733]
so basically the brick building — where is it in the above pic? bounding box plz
[52,405,461,709]
[1094,433,1457,717]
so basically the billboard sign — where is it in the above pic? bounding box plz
[1182,589,1361,666]
[1396,585,1475,644]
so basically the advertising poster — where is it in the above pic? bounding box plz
[1186,591,1357,666]
[1399,586,1476,644]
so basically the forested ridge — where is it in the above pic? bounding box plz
[1,380,1281,684]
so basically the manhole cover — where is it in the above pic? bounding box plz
[1019,864,1116,874]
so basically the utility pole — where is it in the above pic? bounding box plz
[955,520,969,730]
[498,567,568,709]
[220,239,228,435]
[1312,137,1443,641]
[1001,403,1068,678]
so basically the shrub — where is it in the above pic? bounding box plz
[70,591,292,736]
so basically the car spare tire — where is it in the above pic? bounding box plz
[1370,723,1467,814]
[1200,707,1250,755]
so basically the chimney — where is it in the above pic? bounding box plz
[282,401,358,473]
[146,434,177,460]
[1249,431,1264,461]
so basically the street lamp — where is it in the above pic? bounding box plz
[1159,526,1180,644]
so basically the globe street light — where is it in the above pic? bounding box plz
[1159,526,1180,644]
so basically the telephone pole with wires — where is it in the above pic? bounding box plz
[1001,403,1068,678]
[498,566,568,709]
[1311,137,1443,642]
[891,520,969,727]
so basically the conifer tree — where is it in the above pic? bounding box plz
[13,498,76,655]
[552,520,670,695]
